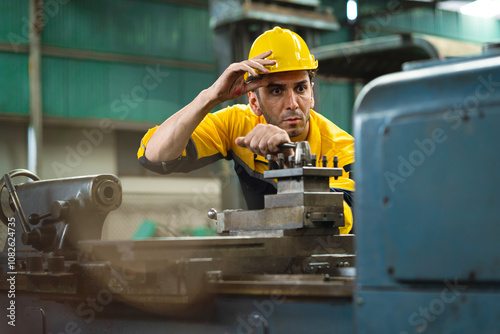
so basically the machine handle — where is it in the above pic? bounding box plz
[0,169,40,228]
[278,142,297,149]
[3,174,31,235]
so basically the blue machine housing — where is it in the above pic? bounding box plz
[354,53,500,332]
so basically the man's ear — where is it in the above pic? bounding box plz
[248,91,263,116]
[310,82,315,109]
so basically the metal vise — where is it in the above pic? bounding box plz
[1,169,121,252]
[211,142,345,235]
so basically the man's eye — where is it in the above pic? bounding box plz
[271,88,281,95]
[297,86,306,92]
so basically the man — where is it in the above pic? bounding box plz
[137,27,355,233]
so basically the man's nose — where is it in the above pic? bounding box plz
[285,89,299,110]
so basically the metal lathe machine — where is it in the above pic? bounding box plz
[1,49,500,334]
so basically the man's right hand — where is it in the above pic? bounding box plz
[235,123,294,161]
[207,51,276,104]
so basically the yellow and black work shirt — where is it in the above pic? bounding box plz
[137,104,355,233]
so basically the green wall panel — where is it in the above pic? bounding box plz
[41,56,214,123]
[0,0,216,123]
[179,5,213,63]
[42,0,214,64]
[181,69,215,108]
[0,0,29,44]
[316,78,354,134]
[42,57,107,119]
[0,52,29,115]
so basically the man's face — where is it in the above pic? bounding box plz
[250,70,314,139]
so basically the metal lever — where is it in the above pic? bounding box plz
[278,142,297,149]
[29,212,52,225]
[3,174,32,238]
[0,169,40,227]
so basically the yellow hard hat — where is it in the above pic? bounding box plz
[246,26,318,80]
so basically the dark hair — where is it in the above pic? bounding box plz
[307,69,317,82]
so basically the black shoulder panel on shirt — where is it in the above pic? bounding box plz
[343,163,354,181]
[139,138,224,174]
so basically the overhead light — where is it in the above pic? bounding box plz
[347,0,358,21]
[460,0,500,18]
[437,1,470,12]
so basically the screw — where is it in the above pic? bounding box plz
[267,154,273,170]
[300,153,306,166]
[207,208,217,220]
[278,153,285,169]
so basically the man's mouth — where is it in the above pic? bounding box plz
[283,117,301,124]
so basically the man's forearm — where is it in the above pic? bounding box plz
[144,89,220,162]
[143,51,274,163]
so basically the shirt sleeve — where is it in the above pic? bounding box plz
[137,106,237,174]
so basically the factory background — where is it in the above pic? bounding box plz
[1,0,499,241]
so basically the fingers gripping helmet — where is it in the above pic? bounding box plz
[245,26,318,80]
